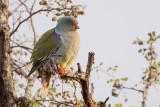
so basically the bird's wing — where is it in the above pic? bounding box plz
[28,28,61,77]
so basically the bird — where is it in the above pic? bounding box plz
[27,16,80,95]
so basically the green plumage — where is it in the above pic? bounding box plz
[28,28,60,77]
[27,16,80,96]
[31,28,55,62]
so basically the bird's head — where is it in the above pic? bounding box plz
[56,16,79,32]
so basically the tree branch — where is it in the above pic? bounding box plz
[86,52,95,75]
[10,8,55,36]
[62,52,97,107]
[122,86,143,93]
[80,52,96,107]
[10,45,32,53]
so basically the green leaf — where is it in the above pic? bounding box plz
[33,102,39,106]
[56,8,61,11]
[52,17,57,21]
[50,97,54,100]
[112,91,118,97]
[63,11,70,16]
[113,82,121,89]
[115,103,122,107]
[158,62,160,67]
[66,81,70,84]
[138,49,142,53]
[152,31,156,35]
[18,83,24,88]
[39,0,47,5]
[121,77,128,81]
[148,33,152,37]
[99,62,103,65]
[71,84,75,88]
[55,13,61,16]
[40,97,46,100]
[51,87,56,92]
[138,41,143,45]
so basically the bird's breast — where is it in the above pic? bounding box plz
[54,31,80,68]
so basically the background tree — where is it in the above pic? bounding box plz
[0,0,15,106]
[106,31,160,107]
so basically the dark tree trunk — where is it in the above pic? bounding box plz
[0,0,16,106]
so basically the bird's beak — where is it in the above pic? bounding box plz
[74,23,80,29]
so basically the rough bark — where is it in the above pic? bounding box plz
[80,52,96,107]
[0,0,16,106]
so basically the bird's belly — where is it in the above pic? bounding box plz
[53,32,80,68]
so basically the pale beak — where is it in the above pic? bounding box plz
[74,23,80,29]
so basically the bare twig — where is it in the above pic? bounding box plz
[25,72,38,99]
[77,63,82,73]
[122,86,143,93]
[98,97,109,107]
[103,97,109,105]
[86,52,95,75]
[72,81,78,105]
[11,60,29,76]
[11,0,28,13]
[91,83,94,98]
[19,0,37,45]
[10,45,32,53]
[10,8,55,36]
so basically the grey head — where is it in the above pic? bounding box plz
[55,16,79,32]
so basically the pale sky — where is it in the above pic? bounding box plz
[77,1,160,106]
[10,0,160,106]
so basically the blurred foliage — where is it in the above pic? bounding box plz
[133,31,160,85]
[115,103,122,107]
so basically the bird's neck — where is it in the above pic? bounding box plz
[55,27,67,35]
[55,27,60,35]
[55,27,75,36]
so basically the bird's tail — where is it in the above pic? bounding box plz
[39,72,51,96]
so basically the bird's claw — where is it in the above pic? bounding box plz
[56,64,66,77]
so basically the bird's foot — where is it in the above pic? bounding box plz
[57,64,66,77]
[59,66,66,77]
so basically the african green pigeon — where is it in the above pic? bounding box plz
[28,16,80,95]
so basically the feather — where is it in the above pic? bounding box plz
[27,29,61,77]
